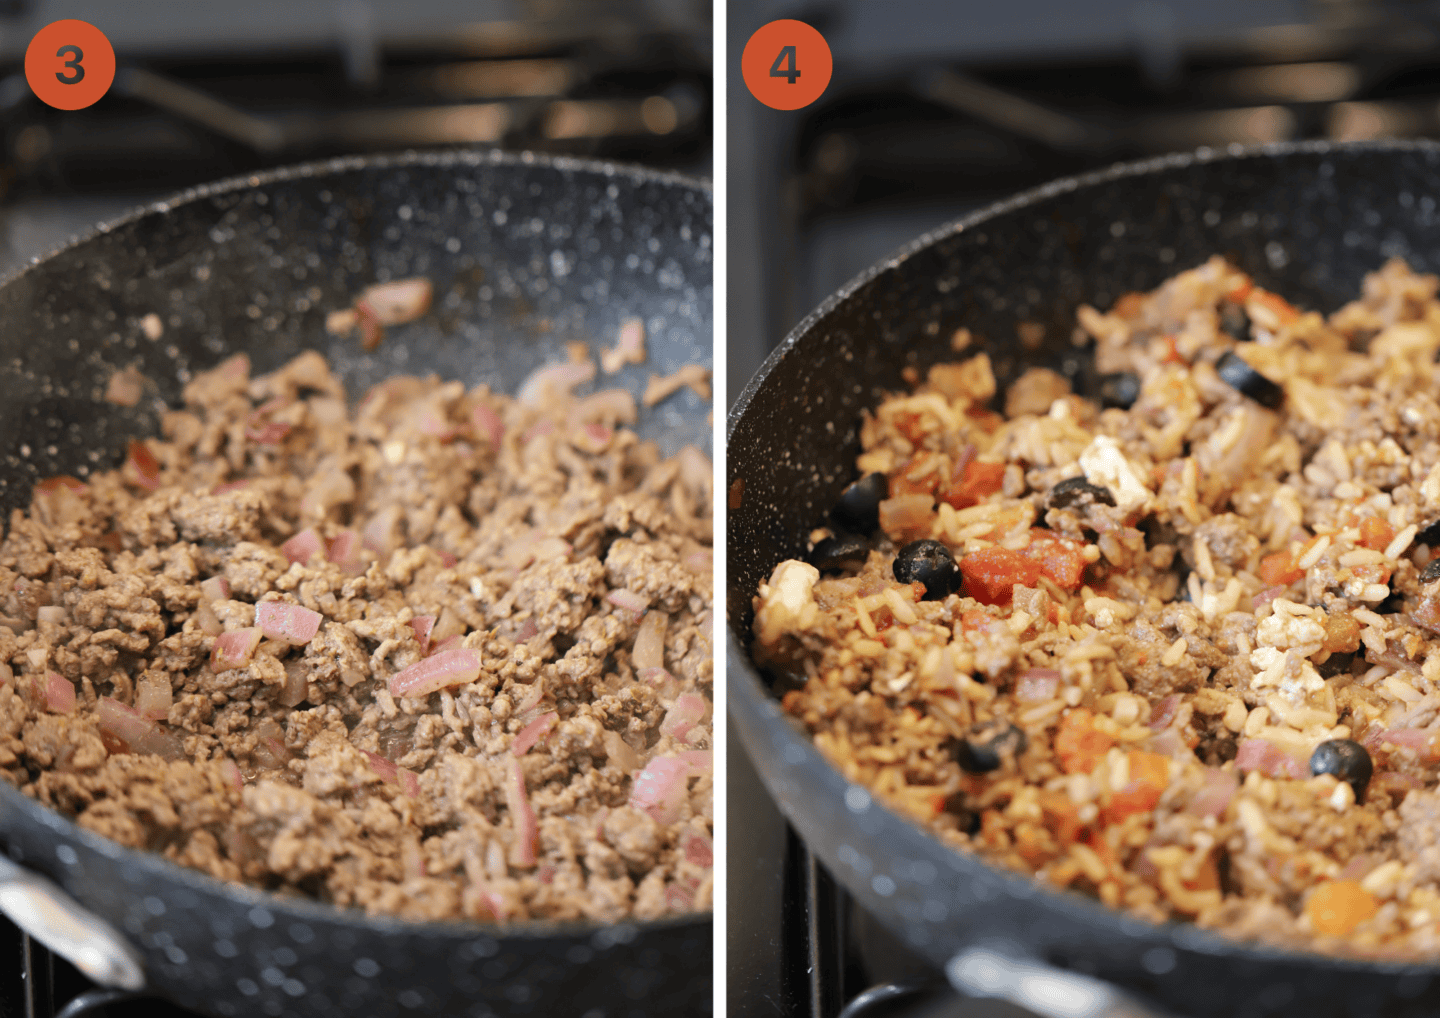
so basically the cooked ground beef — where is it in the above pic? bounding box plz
[1,348,712,923]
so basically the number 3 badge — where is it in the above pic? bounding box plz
[25,20,115,110]
[742,19,832,111]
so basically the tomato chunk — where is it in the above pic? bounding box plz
[1102,751,1170,824]
[1055,708,1114,775]
[1306,880,1379,936]
[1259,550,1304,586]
[960,546,1040,606]
[941,460,1005,509]
[1021,529,1087,591]
[1359,517,1395,552]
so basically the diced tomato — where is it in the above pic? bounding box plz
[1227,275,1253,302]
[1013,821,1053,865]
[889,452,944,497]
[1102,751,1170,825]
[1112,292,1147,318]
[960,547,1041,606]
[940,460,1005,509]
[1039,790,1084,845]
[960,608,1003,634]
[1252,289,1300,325]
[892,411,928,444]
[1161,335,1184,364]
[966,407,1004,434]
[1359,517,1395,551]
[1352,562,1392,586]
[1055,708,1114,775]
[1259,550,1304,586]
[1020,530,1087,591]
[35,475,88,496]
[1306,880,1379,937]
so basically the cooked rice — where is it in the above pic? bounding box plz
[754,256,1440,959]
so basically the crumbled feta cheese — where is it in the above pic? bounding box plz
[1077,435,1151,515]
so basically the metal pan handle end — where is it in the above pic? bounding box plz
[0,855,145,990]
[947,945,1169,1018]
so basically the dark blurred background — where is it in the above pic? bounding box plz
[726,1,1440,1015]
[0,5,709,1016]
[0,0,711,277]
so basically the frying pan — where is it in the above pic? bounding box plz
[728,139,1440,1018]
[0,149,712,1017]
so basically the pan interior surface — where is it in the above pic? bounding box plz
[728,140,1440,1017]
[0,149,712,1018]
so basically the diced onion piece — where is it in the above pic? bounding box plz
[1014,668,1061,704]
[211,480,249,495]
[606,589,650,622]
[280,528,323,565]
[633,610,668,671]
[1235,737,1310,779]
[1186,767,1239,818]
[684,550,712,574]
[44,672,76,714]
[354,299,384,351]
[436,550,458,569]
[630,756,690,826]
[515,616,539,642]
[126,439,161,491]
[1252,585,1286,610]
[327,529,364,573]
[1148,693,1181,730]
[878,493,935,535]
[429,634,462,656]
[97,697,184,760]
[638,666,679,699]
[518,360,595,405]
[514,681,546,719]
[278,660,309,708]
[255,601,322,645]
[600,317,646,374]
[1375,728,1439,758]
[408,615,435,654]
[504,757,538,868]
[660,693,708,744]
[512,711,558,756]
[253,737,290,772]
[665,881,697,911]
[219,758,244,792]
[35,475,88,496]
[603,731,640,772]
[247,421,291,445]
[210,627,261,672]
[361,749,398,785]
[398,768,422,798]
[362,505,402,557]
[199,576,230,602]
[220,353,250,380]
[680,829,713,868]
[677,750,712,776]
[135,677,171,720]
[359,278,433,326]
[574,423,612,453]
[298,469,355,518]
[471,404,505,448]
[194,600,223,636]
[36,606,66,625]
[389,647,482,698]
[432,606,466,644]
[325,308,358,335]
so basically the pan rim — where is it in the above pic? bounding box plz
[0,147,712,944]
[726,136,1440,976]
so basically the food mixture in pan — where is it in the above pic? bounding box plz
[0,341,713,923]
[754,257,1440,957]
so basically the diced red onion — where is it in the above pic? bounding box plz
[569,388,638,426]
[36,606,66,625]
[537,864,555,885]
[606,589,650,621]
[1013,668,1061,704]
[1251,585,1286,611]
[432,606,465,644]
[388,647,483,698]
[280,528,323,565]
[398,767,422,798]
[436,550,458,569]
[135,677,171,720]
[630,756,690,825]
[603,731,640,772]
[126,439,161,491]
[416,408,457,439]
[1375,728,1438,757]
[278,660,309,708]
[327,529,363,572]
[247,421,291,445]
[1147,727,1190,760]
[44,672,75,714]
[354,299,383,350]
[1234,737,1310,779]
[194,600,223,637]
[470,404,505,448]
[660,693,708,744]
[633,610,668,671]
[255,601,322,645]
[684,550,712,574]
[200,576,230,602]
[681,830,713,868]
[35,475,88,496]
[211,479,249,495]
[408,615,435,654]
[518,360,595,405]
[1375,771,1426,792]
[298,469,355,518]
[252,737,290,772]
[638,666,680,700]
[359,278,433,326]
[515,617,539,642]
[97,697,184,760]
[1148,694,1181,730]
[210,627,261,672]
[362,505,402,557]
[1339,853,1382,881]
[521,418,555,445]
[677,750,712,776]
[504,756,538,868]
[429,634,462,656]
[219,353,250,381]
[514,681,546,719]
[878,493,934,534]
[665,883,696,911]
[512,711,557,756]
[219,757,244,792]
[953,443,977,479]
[1185,767,1238,818]
[361,749,398,785]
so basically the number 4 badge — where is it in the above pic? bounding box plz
[743,20,832,110]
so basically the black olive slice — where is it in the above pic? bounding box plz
[807,534,870,573]
[1098,371,1141,410]
[832,472,887,534]
[1309,739,1373,802]
[893,539,961,600]
[1047,475,1117,511]
[1215,350,1284,410]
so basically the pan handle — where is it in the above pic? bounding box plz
[947,945,1170,1018]
[0,855,145,990]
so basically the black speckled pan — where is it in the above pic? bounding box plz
[0,149,711,1018]
[729,139,1440,1017]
